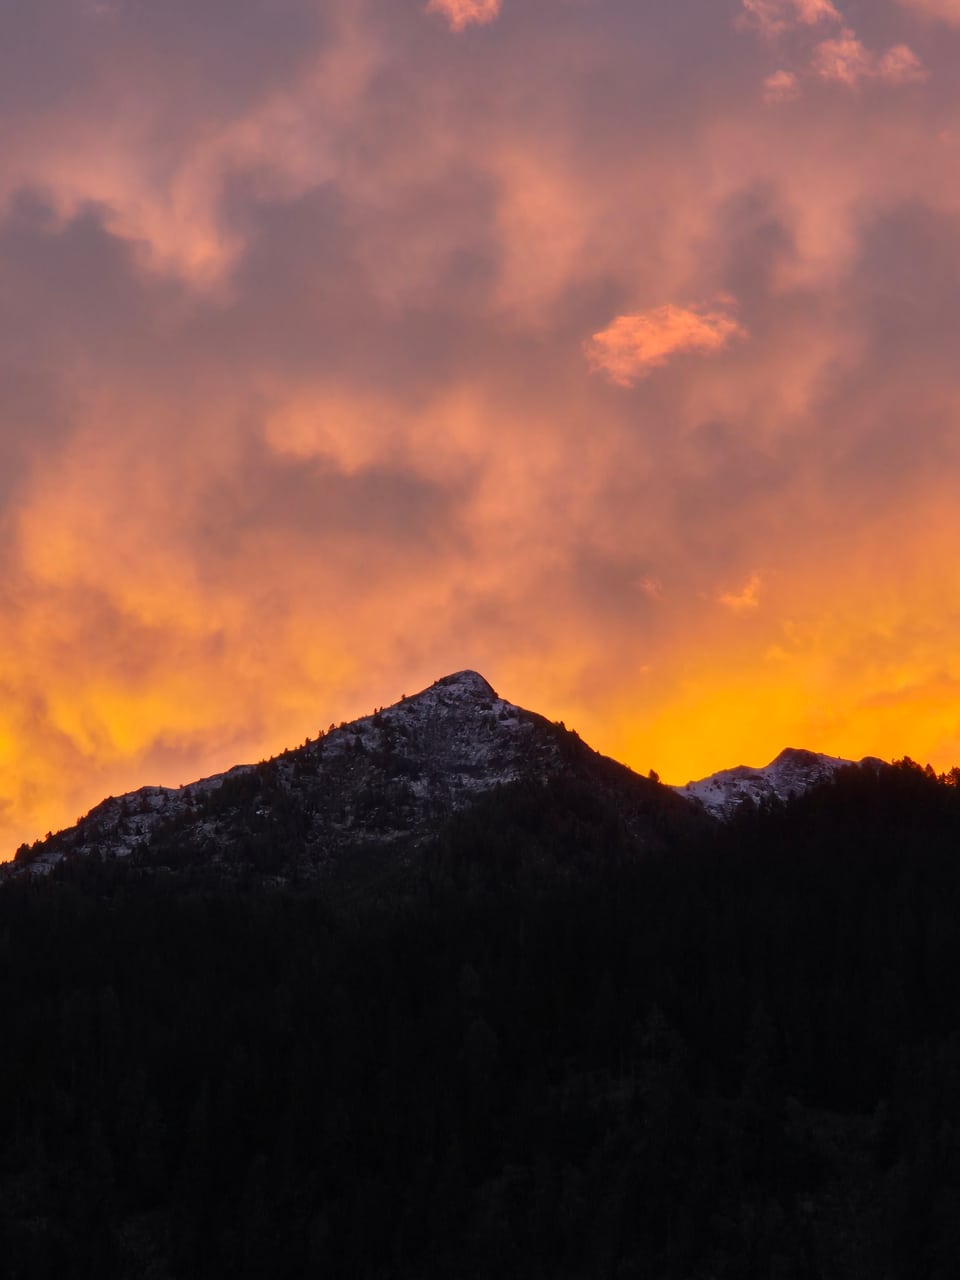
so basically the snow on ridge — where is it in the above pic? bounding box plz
[672,747,874,819]
[429,670,497,697]
[10,671,540,871]
[314,670,536,796]
[88,670,513,831]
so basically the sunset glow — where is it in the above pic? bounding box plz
[3,0,960,855]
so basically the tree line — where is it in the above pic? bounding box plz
[2,759,960,1277]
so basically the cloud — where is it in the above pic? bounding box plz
[720,574,763,611]
[740,0,841,36]
[812,30,928,85]
[742,1,926,97]
[584,305,747,387]
[426,0,501,31]
[898,0,960,24]
[763,69,801,101]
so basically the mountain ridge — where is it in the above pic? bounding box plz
[10,670,891,875]
[11,669,700,878]
[673,745,886,818]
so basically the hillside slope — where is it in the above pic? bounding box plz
[14,670,702,878]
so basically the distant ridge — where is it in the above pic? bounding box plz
[673,746,885,819]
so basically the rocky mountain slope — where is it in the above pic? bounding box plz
[673,746,884,819]
[13,671,701,878]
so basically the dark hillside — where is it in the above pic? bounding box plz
[3,761,960,1278]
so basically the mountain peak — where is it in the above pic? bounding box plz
[770,747,824,766]
[673,746,876,819]
[419,670,497,699]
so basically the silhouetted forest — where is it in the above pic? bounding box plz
[4,760,960,1278]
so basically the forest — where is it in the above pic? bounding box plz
[3,759,960,1278]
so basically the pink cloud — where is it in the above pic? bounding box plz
[764,69,801,101]
[584,305,747,388]
[426,0,501,31]
[812,29,927,86]
[898,0,960,24]
[741,0,841,36]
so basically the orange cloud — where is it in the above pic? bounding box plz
[812,30,927,85]
[741,0,841,36]
[585,306,747,388]
[719,574,763,611]
[426,0,501,31]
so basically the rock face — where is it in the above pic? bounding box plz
[14,671,699,878]
[672,747,882,819]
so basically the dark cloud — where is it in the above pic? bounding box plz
[0,0,330,114]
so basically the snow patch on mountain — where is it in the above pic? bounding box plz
[672,747,880,819]
[11,671,564,874]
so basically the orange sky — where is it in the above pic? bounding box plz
[3,0,960,856]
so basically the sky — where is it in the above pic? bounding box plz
[3,0,960,855]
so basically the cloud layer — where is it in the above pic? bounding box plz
[1,0,960,853]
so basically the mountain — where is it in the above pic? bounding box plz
[673,746,884,818]
[4,697,958,1279]
[13,670,702,879]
